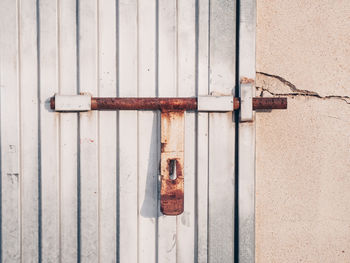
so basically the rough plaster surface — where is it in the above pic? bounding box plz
[256,1,350,262]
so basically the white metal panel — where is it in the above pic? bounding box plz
[177,0,196,261]
[0,0,21,261]
[39,0,60,261]
[197,1,210,262]
[138,0,158,261]
[0,0,239,262]
[58,0,79,261]
[79,0,99,261]
[209,0,236,262]
[118,1,139,262]
[158,0,177,262]
[138,112,158,263]
[98,0,117,262]
[19,0,40,260]
[238,0,256,262]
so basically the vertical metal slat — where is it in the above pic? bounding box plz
[238,0,256,262]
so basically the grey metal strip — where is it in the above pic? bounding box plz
[238,0,256,262]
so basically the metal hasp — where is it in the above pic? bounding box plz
[240,79,254,122]
[50,94,287,217]
[160,111,185,215]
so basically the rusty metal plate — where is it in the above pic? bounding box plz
[160,111,185,215]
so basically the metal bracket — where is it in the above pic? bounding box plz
[197,96,234,111]
[239,80,254,122]
[53,94,91,112]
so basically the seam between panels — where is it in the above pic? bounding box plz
[136,0,140,262]
[234,0,240,261]
[96,0,101,262]
[36,0,43,261]
[75,0,81,262]
[16,0,23,261]
[156,0,159,254]
[57,0,62,261]
[194,0,199,261]
[0,9,2,260]
[115,0,120,261]
[206,0,211,261]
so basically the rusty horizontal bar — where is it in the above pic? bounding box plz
[50,96,287,111]
[91,97,198,111]
[252,97,287,110]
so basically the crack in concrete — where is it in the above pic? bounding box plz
[256,72,350,104]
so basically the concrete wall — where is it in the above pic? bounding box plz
[256,1,350,262]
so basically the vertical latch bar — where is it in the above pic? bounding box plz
[160,111,185,215]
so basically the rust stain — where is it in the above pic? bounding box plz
[234,97,240,110]
[160,190,184,215]
[160,160,184,215]
[50,97,55,110]
[161,142,166,152]
[241,77,255,84]
[91,97,197,111]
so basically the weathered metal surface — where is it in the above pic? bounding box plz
[160,111,185,215]
[1,0,22,260]
[238,0,257,261]
[207,0,236,260]
[91,97,197,111]
[0,0,258,261]
[236,97,287,110]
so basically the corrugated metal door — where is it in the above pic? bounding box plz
[0,0,236,261]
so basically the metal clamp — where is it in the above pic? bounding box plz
[239,80,254,122]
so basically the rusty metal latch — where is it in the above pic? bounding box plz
[50,94,287,215]
[50,95,287,112]
[160,111,185,215]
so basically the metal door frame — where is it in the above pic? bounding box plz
[237,0,256,262]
